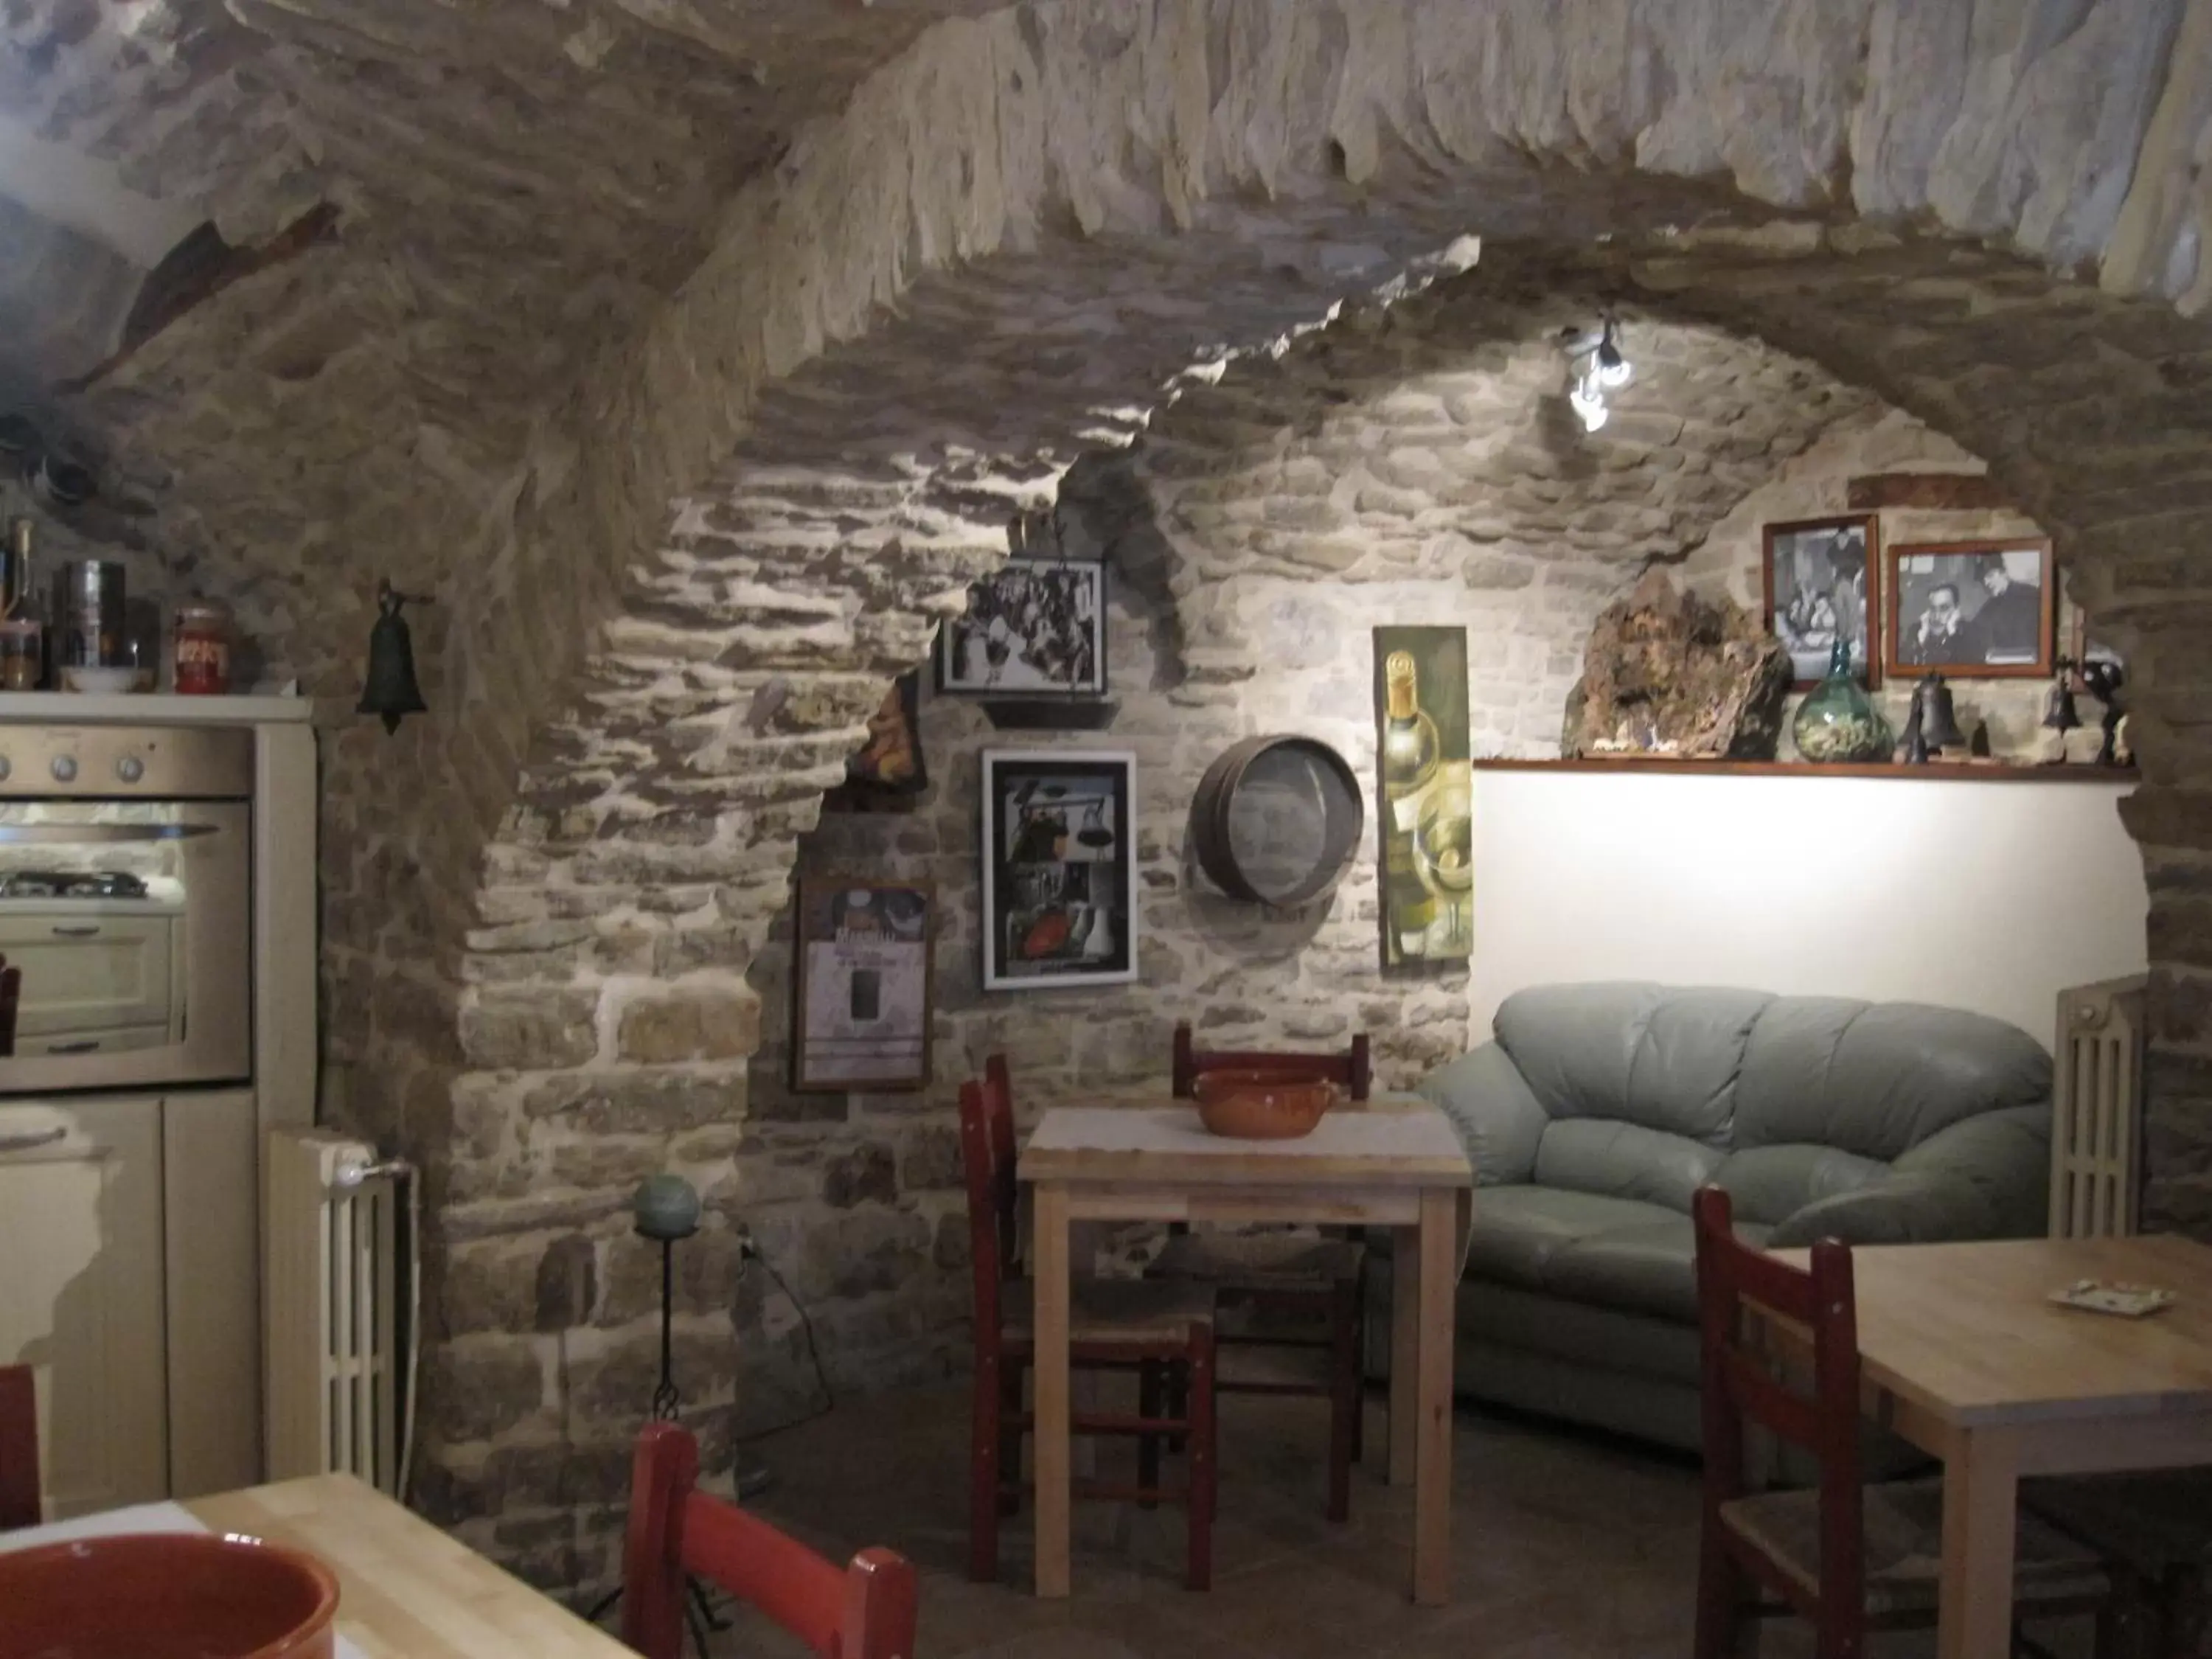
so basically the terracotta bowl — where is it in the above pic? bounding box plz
[0,1531,339,1659]
[1192,1067,1338,1140]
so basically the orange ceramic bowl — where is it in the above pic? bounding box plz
[1192,1067,1338,1140]
[0,1531,339,1659]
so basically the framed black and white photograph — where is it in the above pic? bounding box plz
[1763,515,1881,689]
[792,877,933,1091]
[938,557,1107,697]
[979,749,1136,991]
[1885,538,2055,681]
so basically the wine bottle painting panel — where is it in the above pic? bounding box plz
[1373,627,1472,967]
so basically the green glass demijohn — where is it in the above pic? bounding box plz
[1792,636,1894,763]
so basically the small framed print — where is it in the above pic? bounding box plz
[937,556,1107,697]
[1763,515,1881,689]
[979,749,1137,991]
[1885,537,2056,681]
[791,878,933,1092]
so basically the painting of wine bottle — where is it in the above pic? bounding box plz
[1373,627,1471,969]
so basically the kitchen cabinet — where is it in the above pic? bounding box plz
[0,1094,167,1518]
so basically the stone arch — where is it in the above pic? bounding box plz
[397,0,2211,1580]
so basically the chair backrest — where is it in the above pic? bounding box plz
[0,1363,40,1530]
[0,956,18,1057]
[1172,1023,1371,1102]
[1692,1186,1864,1621]
[622,1422,917,1659]
[958,1059,1020,1347]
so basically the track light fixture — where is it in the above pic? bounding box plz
[1564,319,1633,433]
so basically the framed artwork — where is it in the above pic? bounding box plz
[938,555,1107,697]
[1373,627,1471,969]
[1762,514,1881,689]
[1885,537,2055,680]
[822,672,927,812]
[979,749,1136,991]
[791,877,933,1091]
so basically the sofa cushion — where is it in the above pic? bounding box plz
[1534,1119,1723,1212]
[1464,1186,1680,1294]
[1495,982,1770,1144]
[1545,1211,1773,1324]
[1714,1144,1891,1228]
[1733,1000,2052,1161]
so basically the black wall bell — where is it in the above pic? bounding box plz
[357,579,430,734]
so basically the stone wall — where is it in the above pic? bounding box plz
[739,279,1904,1402]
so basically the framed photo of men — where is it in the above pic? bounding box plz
[1762,515,1881,689]
[1884,538,2055,681]
[937,555,1107,697]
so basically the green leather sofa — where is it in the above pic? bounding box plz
[1388,982,2053,1451]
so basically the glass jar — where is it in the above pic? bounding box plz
[0,617,40,691]
[1792,637,1894,763]
[174,598,233,695]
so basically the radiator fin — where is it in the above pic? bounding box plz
[2050,977,2146,1239]
[265,1130,400,1492]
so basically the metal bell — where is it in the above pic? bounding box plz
[355,579,429,735]
[2042,671,2080,734]
[1918,673,1966,751]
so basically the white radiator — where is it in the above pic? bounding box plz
[264,1130,403,1492]
[2050,975,2147,1239]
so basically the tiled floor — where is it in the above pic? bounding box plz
[699,1382,1719,1658]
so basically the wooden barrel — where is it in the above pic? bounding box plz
[1191,734,1365,908]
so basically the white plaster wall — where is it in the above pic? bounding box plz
[1468,769,2147,1050]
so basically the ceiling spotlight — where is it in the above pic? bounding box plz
[1569,368,1610,432]
[1595,320,1633,389]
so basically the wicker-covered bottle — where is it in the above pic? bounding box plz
[1792,636,1893,762]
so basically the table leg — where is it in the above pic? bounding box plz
[1938,1427,2019,1659]
[1413,1186,1455,1607]
[1033,1182,1072,1599]
[1388,1222,1421,1488]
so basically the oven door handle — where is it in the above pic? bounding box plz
[0,824,219,843]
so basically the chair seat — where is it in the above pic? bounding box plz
[1001,1276,1216,1346]
[1721,1477,2109,1617]
[2025,1470,2212,1575]
[1149,1232,1363,1292]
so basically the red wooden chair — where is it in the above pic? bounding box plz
[1153,1023,1367,1522]
[1691,1186,2109,1659]
[1,1363,40,1530]
[0,954,20,1057]
[620,1420,916,1659]
[963,1057,1219,1590]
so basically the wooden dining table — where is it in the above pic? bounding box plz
[1019,1097,1473,1604]
[3,1474,636,1659]
[1769,1234,2212,1659]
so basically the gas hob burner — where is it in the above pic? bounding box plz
[0,869,149,899]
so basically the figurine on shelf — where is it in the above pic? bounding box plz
[2081,657,2127,768]
[2040,655,2081,765]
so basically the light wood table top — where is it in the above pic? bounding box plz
[188,1475,633,1659]
[1773,1234,2212,1428]
[1020,1101,1472,1189]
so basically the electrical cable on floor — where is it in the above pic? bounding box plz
[734,1239,836,1442]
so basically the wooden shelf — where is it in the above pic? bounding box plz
[1471,757,2140,784]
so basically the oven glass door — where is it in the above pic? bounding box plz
[0,799,250,1093]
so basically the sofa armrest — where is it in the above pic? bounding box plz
[1416,1040,1548,1186]
[1768,1104,2051,1248]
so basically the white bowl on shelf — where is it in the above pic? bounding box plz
[60,665,141,694]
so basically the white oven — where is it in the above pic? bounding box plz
[0,725,252,1095]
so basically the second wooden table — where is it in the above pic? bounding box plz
[1020,1101,1473,1604]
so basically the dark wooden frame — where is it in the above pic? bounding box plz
[1882,535,2056,683]
[622,1421,917,1659]
[1761,513,1883,691]
[978,748,1138,992]
[961,1056,1217,1590]
[936,553,1110,699]
[0,1363,37,1529]
[790,876,934,1093]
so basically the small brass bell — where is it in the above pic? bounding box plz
[1919,672,1966,752]
[356,579,429,735]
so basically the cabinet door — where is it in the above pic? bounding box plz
[0,1097,167,1518]
[0,910,180,1040]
